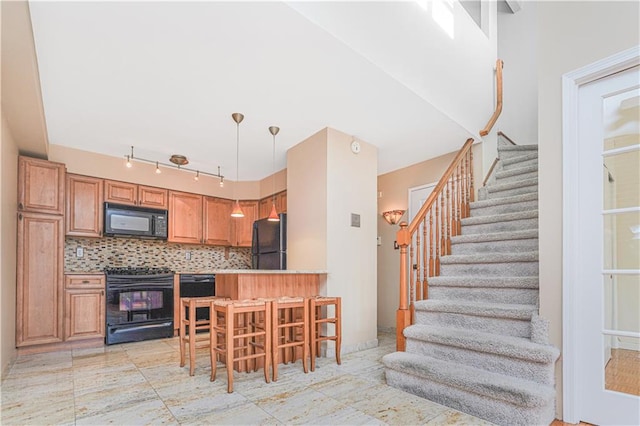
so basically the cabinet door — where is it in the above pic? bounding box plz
[168,191,203,244]
[138,185,168,209]
[258,197,271,219]
[203,197,233,245]
[18,156,65,215]
[277,191,287,213]
[104,180,137,206]
[16,212,64,346]
[66,174,104,237]
[64,289,105,341]
[233,200,258,247]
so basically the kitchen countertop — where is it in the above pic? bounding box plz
[65,269,327,275]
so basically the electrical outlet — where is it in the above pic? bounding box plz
[76,247,84,258]
[351,213,360,228]
[185,252,191,260]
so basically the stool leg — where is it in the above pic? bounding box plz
[188,300,196,376]
[210,305,218,382]
[179,300,186,368]
[302,300,309,374]
[310,298,317,372]
[226,305,235,393]
[335,298,342,365]
[271,301,279,381]
[264,304,272,384]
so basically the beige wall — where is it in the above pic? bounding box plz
[49,144,272,200]
[287,127,378,353]
[287,128,328,270]
[537,0,640,418]
[1,113,19,378]
[376,143,483,330]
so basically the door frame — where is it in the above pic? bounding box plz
[562,45,640,423]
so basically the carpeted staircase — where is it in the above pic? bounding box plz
[383,138,560,426]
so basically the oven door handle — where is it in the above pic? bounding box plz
[107,282,173,290]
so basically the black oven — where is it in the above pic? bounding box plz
[105,267,174,345]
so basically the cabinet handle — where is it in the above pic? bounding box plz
[18,213,23,221]
[101,290,104,296]
[82,280,90,284]
[18,203,23,210]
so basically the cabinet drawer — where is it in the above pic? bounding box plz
[65,274,105,289]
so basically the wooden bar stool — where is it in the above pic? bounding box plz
[309,296,342,371]
[271,296,309,381]
[179,296,227,376]
[209,299,272,393]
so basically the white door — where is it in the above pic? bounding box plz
[408,182,437,223]
[573,64,640,425]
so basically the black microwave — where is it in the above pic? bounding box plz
[104,202,168,239]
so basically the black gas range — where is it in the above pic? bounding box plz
[104,266,174,345]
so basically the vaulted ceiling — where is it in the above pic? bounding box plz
[5,1,476,181]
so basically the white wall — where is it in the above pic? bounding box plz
[287,127,378,354]
[536,0,640,418]
[1,113,19,378]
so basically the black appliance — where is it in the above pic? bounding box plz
[251,213,286,270]
[179,274,215,321]
[104,202,168,239]
[105,267,174,345]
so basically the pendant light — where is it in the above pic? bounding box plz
[230,113,245,218]
[267,126,280,222]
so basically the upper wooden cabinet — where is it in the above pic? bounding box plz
[104,180,168,209]
[233,200,258,247]
[18,156,66,215]
[66,174,104,237]
[203,197,233,246]
[168,191,203,244]
[258,190,287,219]
[16,212,65,347]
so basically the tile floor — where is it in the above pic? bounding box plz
[1,332,489,425]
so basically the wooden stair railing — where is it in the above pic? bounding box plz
[395,138,475,351]
[480,59,504,137]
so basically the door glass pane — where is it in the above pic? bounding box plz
[603,274,640,334]
[603,211,640,269]
[603,87,640,151]
[604,335,640,396]
[603,150,640,210]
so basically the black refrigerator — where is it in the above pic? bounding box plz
[251,213,286,270]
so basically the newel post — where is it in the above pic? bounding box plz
[396,221,411,351]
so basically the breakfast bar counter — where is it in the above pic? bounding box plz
[212,270,327,300]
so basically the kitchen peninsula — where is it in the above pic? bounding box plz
[204,270,326,299]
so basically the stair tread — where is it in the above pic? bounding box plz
[452,229,538,244]
[498,144,538,152]
[383,352,555,408]
[440,251,539,264]
[428,276,539,289]
[501,152,538,166]
[495,163,538,179]
[462,210,538,225]
[471,192,538,209]
[404,324,560,363]
[487,177,538,193]
[414,299,537,319]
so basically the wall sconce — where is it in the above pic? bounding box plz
[382,210,405,225]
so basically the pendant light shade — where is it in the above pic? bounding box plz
[231,113,245,218]
[267,125,280,222]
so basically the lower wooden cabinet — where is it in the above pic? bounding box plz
[16,212,65,347]
[64,274,105,341]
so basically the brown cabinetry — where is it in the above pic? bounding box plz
[203,197,233,246]
[64,274,105,341]
[168,191,203,244]
[18,156,65,215]
[258,191,287,219]
[16,212,65,347]
[66,174,104,237]
[105,180,168,209]
[233,200,258,247]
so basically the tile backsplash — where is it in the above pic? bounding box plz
[65,237,251,272]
